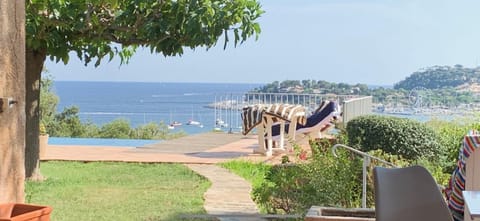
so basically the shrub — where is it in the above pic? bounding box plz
[252,138,362,214]
[425,117,480,174]
[98,118,132,139]
[250,136,451,214]
[50,106,87,137]
[39,123,47,135]
[346,115,441,160]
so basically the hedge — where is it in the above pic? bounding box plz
[346,115,441,160]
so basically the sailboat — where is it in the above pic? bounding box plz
[215,99,228,128]
[186,107,202,126]
[169,110,182,127]
[213,95,228,131]
[186,119,201,125]
[170,121,182,127]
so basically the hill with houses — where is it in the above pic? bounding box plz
[251,65,480,107]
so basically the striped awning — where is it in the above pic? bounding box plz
[241,104,306,135]
[446,131,480,221]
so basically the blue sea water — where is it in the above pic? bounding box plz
[49,81,456,146]
[53,81,262,135]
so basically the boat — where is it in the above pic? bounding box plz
[186,107,202,126]
[216,118,228,128]
[186,120,201,126]
[170,121,182,127]
[168,110,182,127]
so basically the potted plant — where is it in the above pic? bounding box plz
[0,203,52,221]
[39,123,48,159]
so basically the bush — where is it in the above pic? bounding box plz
[50,106,87,137]
[98,119,132,139]
[252,138,362,214]
[425,117,480,174]
[251,140,451,214]
[346,115,441,160]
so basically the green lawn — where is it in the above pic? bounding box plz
[26,161,210,221]
[220,160,270,189]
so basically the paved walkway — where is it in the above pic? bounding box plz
[42,132,276,220]
[187,164,265,221]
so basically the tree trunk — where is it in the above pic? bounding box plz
[25,48,47,180]
[0,0,26,202]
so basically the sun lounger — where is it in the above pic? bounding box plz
[241,104,307,156]
[267,101,339,150]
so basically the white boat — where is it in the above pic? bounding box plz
[169,110,182,127]
[170,121,182,126]
[187,107,202,126]
[216,119,228,128]
[186,120,201,125]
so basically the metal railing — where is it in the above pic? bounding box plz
[332,144,397,208]
[212,93,372,132]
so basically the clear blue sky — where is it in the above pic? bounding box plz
[46,0,480,85]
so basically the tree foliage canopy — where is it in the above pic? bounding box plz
[26,0,263,66]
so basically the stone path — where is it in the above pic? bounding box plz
[187,164,266,221]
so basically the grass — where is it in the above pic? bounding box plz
[26,161,210,221]
[220,160,271,189]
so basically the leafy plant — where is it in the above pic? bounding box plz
[98,118,132,139]
[252,138,362,214]
[39,122,47,135]
[425,117,480,174]
[346,115,441,160]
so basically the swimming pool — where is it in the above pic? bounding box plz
[49,137,160,147]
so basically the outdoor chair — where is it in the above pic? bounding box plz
[268,101,338,147]
[373,165,453,221]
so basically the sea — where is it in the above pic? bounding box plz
[49,81,458,146]
[53,81,263,135]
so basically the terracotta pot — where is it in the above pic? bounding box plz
[305,206,375,221]
[39,135,49,159]
[0,203,52,221]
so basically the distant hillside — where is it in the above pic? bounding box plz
[394,65,480,90]
[251,80,371,95]
[251,66,480,107]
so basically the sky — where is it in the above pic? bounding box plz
[46,0,480,86]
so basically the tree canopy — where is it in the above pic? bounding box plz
[27,0,263,66]
[23,0,264,179]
